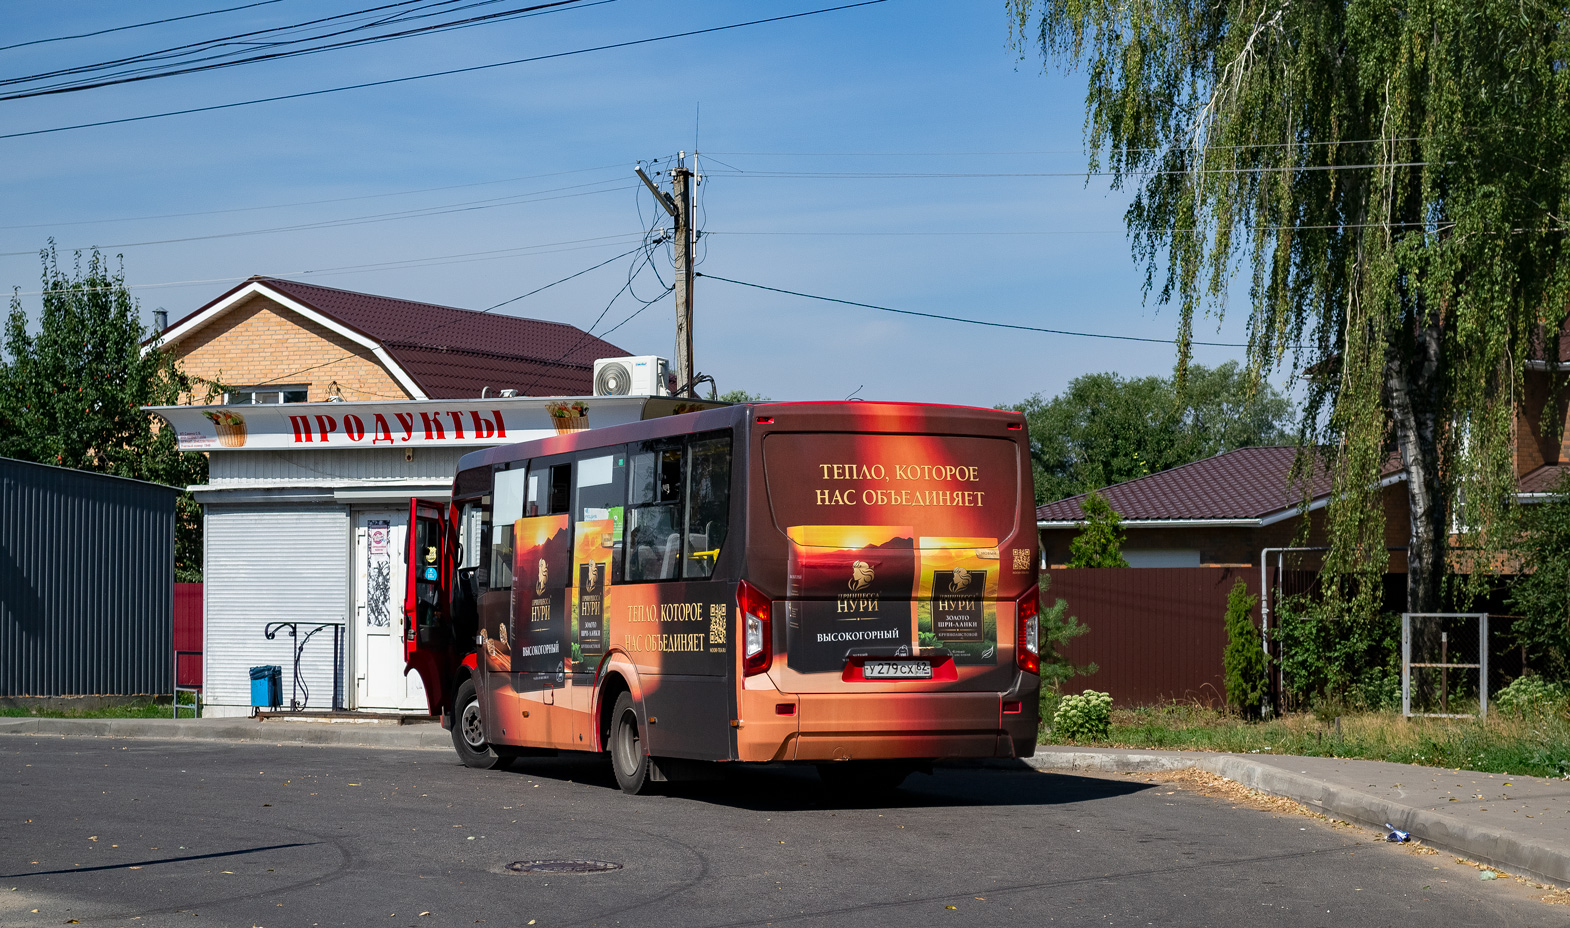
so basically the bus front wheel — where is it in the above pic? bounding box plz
[451,678,511,770]
[609,691,654,794]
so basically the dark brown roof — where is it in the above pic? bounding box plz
[261,277,630,399]
[1520,464,1570,494]
[1036,446,1406,523]
[168,276,630,399]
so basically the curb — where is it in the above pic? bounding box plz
[1025,749,1570,889]
[0,717,452,751]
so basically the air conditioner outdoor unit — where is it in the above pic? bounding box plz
[593,355,670,396]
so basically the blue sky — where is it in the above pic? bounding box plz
[0,0,1265,407]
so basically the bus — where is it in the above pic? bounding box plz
[403,401,1041,793]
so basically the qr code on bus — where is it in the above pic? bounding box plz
[708,603,728,645]
[1012,548,1032,571]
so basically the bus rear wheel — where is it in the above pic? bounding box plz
[609,691,654,794]
[451,678,511,770]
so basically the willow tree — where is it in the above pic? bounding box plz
[1008,0,1570,612]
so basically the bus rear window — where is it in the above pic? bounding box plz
[762,432,1019,546]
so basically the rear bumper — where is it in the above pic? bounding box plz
[736,684,1038,762]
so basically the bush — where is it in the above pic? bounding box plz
[1221,578,1267,718]
[1275,595,1400,712]
[1052,689,1112,742]
[1495,674,1568,717]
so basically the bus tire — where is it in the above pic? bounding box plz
[452,678,511,770]
[609,691,654,794]
[816,761,912,793]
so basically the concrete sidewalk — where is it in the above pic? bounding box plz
[1027,746,1570,889]
[0,715,452,750]
[5,718,1569,889]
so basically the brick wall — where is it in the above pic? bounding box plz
[1517,370,1567,475]
[173,293,412,403]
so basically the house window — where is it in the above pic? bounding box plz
[227,386,308,404]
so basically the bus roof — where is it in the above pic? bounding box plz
[456,400,1024,474]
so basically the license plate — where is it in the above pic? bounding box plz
[863,660,932,679]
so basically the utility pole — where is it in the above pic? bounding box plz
[635,152,696,396]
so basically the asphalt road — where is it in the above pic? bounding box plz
[0,737,1553,927]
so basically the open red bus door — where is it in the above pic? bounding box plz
[403,498,454,717]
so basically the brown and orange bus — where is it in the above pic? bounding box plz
[403,401,1040,793]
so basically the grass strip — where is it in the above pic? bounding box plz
[1053,704,1570,778]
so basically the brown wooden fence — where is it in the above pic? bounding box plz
[1046,567,1261,707]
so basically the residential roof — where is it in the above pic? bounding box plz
[161,276,630,399]
[1036,446,1406,524]
[1520,464,1570,494]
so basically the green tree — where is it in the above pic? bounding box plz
[1,245,210,580]
[718,389,771,404]
[1007,1,1570,615]
[1067,490,1128,567]
[1508,474,1570,682]
[1222,579,1267,718]
[1039,575,1096,687]
[1006,361,1292,503]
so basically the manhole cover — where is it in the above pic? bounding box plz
[506,859,623,874]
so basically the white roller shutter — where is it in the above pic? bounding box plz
[204,505,349,714]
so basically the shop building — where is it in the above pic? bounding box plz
[147,278,702,717]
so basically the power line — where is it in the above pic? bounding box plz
[0,1,289,53]
[0,162,626,231]
[706,220,1448,236]
[239,240,656,390]
[701,162,1433,179]
[0,179,636,257]
[4,1,483,86]
[2,1,609,101]
[695,273,1257,348]
[697,138,1433,157]
[0,0,891,141]
[9,235,648,296]
[481,245,643,311]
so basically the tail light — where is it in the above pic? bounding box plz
[738,580,772,676]
[1016,586,1040,674]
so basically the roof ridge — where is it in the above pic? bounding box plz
[1047,445,1302,509]
[386,341,595,367]
[258,276,576,329]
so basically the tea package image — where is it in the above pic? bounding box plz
[917,537,999,665]
[784,525,917,674]
[571,519,615,667]
[511,515,571,675]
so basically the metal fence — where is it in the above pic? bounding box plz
[1403,612,1489,719]
[1048,567,1257,706]
[0,456,177,697]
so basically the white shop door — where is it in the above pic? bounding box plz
[353,509,428,711]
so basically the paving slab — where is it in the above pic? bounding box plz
[1027,745,1570,889]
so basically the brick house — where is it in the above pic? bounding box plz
[1036,446,1411,569]
[1038,343,1570,569]
[153,276,629,403]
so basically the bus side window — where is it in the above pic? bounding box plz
[491,466,527,590]
[625,444,683,582]
[575,450,626,577]
[684,434,731,579]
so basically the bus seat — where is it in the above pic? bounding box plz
[661,533,682,578]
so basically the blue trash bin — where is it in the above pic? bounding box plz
[249,665,281,709]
